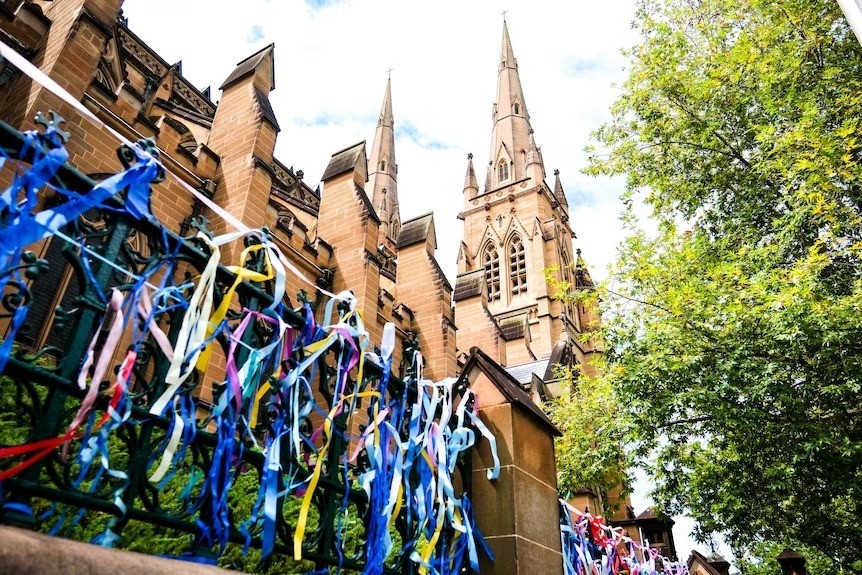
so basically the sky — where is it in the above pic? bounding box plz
[120,0,727,566]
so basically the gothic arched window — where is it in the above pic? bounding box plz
[509,235,527,294]
[484,245,501,300]
[498,160,509,183]
[380,160,386,171]
[514,103,520,114]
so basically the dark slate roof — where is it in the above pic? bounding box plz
[636,507,657,520]
[575,250,595,289]
[553,169,568,207]
[219,44,275,91]
[397,212,435,249]
[504,358,550,385]
[529,373,551,402]
[453,269,484,301]
[457,347,561,437]
[635,507,674,525]
[776,548,804,561]
[356,184,381,224]
[254,86,280,132]
[321,141,366,181]
[427,250,453,291]
[498,317,526,341]
[546,340,572,378]
[687,551,724,575]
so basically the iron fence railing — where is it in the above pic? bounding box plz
[0,119,476,574]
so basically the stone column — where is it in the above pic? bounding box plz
[460,348,563,575]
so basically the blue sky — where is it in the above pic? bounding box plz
[121,0,733,566]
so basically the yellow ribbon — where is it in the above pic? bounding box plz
[293,387,377,559]
[294,304,373,560]
[248,332,338,428]
[195,243,274,371]
[420,502,446,574]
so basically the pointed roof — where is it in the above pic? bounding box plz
[253,86,280,132]
[526,131,541,166]
[397,212,436,250]
[457,347,561,437]
[368,77,400,247]
[500,19,517,70]
[454,269,485,301]
[776,548,805,561]
[776,548,807,575]
[688,550,731,575]
[505,358,551,386]
[688,551,722,575]
[553,169,567,206]
[378,77,394,127]
[463,153,478,195]
[636,507,662,520]
[219,43,275,91]
[321,141,367,182]
[488,21,536,188]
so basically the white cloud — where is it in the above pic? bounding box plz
[121,0,639,284]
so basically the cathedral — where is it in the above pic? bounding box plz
[453,21,601,399]
[0,0,675,571]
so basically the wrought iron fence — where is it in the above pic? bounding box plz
[0,119,479,574]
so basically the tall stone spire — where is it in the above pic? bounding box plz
[487,20,535,190]
[368,77,399,251]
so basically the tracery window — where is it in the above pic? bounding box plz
[509,235,527,294]
[484,246,501,300]
[498,160,509,183]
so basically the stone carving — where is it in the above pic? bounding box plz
[171,76,216,118]
[270,161,320,214]
[271,182,320,215]
[118,26,167,77]
[94,38,124,93]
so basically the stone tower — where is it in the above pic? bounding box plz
[367,77,400,254]
[455,20,598,386]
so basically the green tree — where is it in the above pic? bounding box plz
[544,269,632,514]
[736,541,837,575]
[547,362,632,514]
[587,0,862,568]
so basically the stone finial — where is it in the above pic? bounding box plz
[554,169,568,207]
[464,153,479,197]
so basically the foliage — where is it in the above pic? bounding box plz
[544,269,631,513]
[0,377,338,574]
[736,541,836,575]
[586,0,862,567]
[546,361,632,512]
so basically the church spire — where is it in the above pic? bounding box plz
[368,77,399,251]
[500,19,517,72]
[487,20,536,191]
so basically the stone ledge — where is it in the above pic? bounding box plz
[0,525,230,575]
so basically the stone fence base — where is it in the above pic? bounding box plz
[0,526,229,575]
